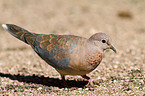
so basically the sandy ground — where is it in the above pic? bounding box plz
[0,0,145,95]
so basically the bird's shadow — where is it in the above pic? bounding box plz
[0,72,88,88]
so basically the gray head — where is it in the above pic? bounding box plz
[88,33,116,53]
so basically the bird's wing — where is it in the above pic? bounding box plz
[32,34,81,70]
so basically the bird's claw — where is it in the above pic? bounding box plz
[85,79,102,87]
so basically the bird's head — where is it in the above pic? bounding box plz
[88,33,116,53]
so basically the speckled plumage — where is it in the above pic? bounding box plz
[2,24,116,86]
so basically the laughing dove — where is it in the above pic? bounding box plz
[2,24,116,86]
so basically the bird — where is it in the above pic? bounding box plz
[2,24,116,86]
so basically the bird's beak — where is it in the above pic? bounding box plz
[110,45,116,53]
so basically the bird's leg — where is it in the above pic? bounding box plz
[61,75,68,87]
[82,75,93,86]
[82,75,100,86]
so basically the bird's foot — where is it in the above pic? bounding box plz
[82,75,102,87]
[86,78,101,87]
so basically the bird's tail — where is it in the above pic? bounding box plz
[2,24,36,45]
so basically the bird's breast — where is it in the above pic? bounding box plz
[86,52,103,71]
[56,52,103,75]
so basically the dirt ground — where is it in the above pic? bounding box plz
[0,0,145,95]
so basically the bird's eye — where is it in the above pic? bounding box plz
[102,40,106,43]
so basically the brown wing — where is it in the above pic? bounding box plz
[32,34,82,70]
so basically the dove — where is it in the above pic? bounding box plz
[2,24,116,86]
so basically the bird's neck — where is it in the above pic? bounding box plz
[87,41,103,54]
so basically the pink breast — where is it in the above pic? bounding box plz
[87,52,103,69]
